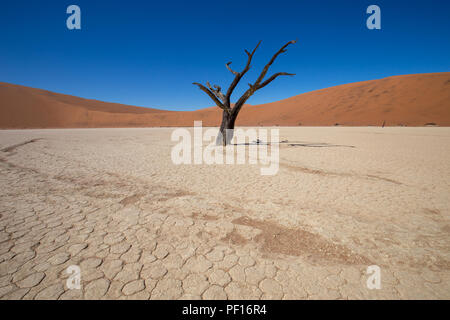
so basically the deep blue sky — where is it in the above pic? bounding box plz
[1,0,449,111]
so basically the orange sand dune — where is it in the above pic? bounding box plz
[1,72,449,128]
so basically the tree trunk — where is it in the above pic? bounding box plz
[216,110,237,146]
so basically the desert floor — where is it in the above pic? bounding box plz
[0,127,449,300]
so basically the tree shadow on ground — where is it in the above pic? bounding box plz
[232,140,355,148]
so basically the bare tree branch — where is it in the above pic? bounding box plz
[225,62,238,75]
[192,82,228,111]
[206,82,226,104]
[230,40,297,115]
[253,40,297,87]
[225,41,262,103]
[257,72,295,90]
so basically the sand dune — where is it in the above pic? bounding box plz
[1,72,449,128]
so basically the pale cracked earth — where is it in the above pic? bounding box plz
[0,127,449,300]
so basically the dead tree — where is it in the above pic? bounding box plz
[193,40,297,146]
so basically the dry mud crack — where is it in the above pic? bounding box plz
[0,127,449,300]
